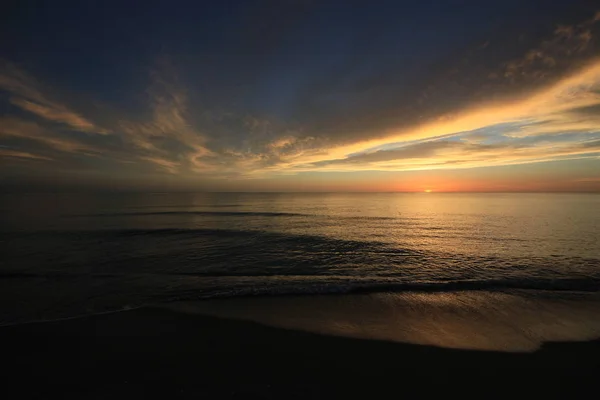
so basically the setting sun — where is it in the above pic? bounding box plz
[424,189,433,193]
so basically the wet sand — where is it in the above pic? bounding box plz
[2,297,600,399]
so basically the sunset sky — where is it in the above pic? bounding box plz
[1,0,600,192]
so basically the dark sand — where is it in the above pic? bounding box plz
[2,305,599,399]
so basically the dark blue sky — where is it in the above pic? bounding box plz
[1,0,599,191]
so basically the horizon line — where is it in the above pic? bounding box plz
[1,190,599,195]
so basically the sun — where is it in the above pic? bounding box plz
[424,189,432,193]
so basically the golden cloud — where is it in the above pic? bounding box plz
[259,59,600,175]
[0,148,53,161]
[0,62,108,134]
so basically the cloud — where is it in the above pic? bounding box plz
[0,61,220,175]
[313,141,463,166]
[2,7,600,186]
[138,156,180,174]
[117,61,215,173]
[501,16,597,83]
[261,58,600,174]
[0,61,108,134]
[574,177,600,183]
[2,56,599,179]
[0,148,53,161]
[0,116,100,154]
[297,134,599,173]
[10,98,99,133]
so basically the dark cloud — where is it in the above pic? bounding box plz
[289,6,600,147]
[568,103,600,116]
[582,139,600,148]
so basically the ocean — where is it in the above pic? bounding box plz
[1,192,599,349]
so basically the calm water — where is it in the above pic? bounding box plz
[0,192,599,328]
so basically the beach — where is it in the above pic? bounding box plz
[3,292,600,399]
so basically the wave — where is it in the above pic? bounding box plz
[2,267,599,293]
[0,228,400,247]
[121,204,244,209]
[68,211,308,218]
[64,211,401,221]
[2,273,598,327]
[100,276,598,315]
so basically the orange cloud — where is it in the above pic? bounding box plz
[138,156,180,173]
[0,116,99,154]
[0,62,108,134]
[117,64,214,171]
[257,59,600,175]
[10,98,99,133]
[0,148,53,161]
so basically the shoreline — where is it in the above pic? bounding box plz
[2,303,600,398]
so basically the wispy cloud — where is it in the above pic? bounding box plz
[501,13,598,82]
[574,177,600,183]
[0,61,108,134]
[0,61,214,173]
[0,116,100,154]
[117,62,214,173]
[1,9,599,187]
[2,56,599,178]
[296,134,599,173]
[0,148,53,161]
[263,58,600,174]
[138,156,180,174]
[9,98,99,133]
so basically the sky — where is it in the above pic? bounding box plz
[1,0,600,192]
